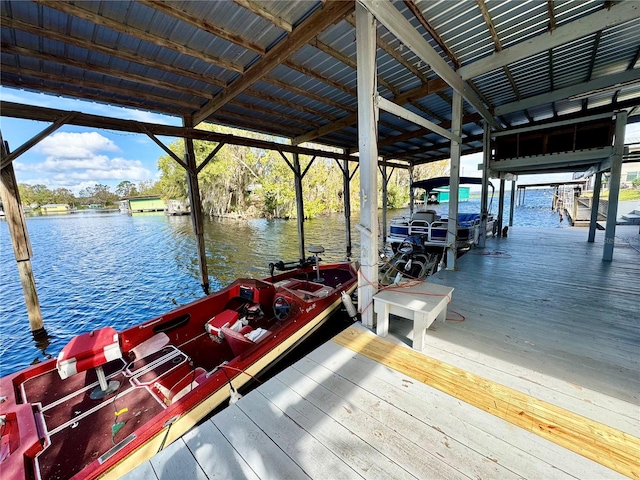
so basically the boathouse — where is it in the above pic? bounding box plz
[125,195,166,214]
[40,203,70,215]
[1,1,638,479]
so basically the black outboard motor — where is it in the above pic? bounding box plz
[397,234,427,255]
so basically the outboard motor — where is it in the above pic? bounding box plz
[397,234,426,255]
[380,234,436,286]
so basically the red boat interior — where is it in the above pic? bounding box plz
[1,264,356,480]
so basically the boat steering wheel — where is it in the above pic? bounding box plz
[273,295,292,321]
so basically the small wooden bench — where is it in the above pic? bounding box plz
[373,283,454,351]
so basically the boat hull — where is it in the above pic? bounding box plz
[0,262,358,480]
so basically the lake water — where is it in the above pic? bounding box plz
[0,188,565,376]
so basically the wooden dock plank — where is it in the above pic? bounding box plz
[119,457,157,480]
[211,403,312,480]
[236,386,361,479]
[290,354,525,480]
[182,419,260,480]
[257,375,418,480]
[394,318,640,435]
[148,437,208,480]
[308,338,615,480]
[275,362,468,480]
[333,326,639,479]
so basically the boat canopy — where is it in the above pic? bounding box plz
[411,176,494,192]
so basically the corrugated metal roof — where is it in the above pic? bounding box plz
[1,0,638,167]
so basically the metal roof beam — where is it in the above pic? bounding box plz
[494,69,640,116]
[193,0,354,125]
[458,1,640,80]
[360,0,500,130]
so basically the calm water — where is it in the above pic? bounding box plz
[0,188,564,376]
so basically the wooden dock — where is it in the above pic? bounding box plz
[123,227,639,480]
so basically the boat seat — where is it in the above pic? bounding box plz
[56,326,123,399]
[413,211,437,222]
[205,310,240,342]
[221,326,270,357]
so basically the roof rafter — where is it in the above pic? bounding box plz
[0,43,213,100]
[138,0,266,54]
[1,65,200,110]
[0,15,227,89]
[403,0,460,69]
[0,79,193,116]
[233,0,293,33]
[283,59,356,97]
[457,1,640,80]
[309,37,399,96]
[361,0,499,129]
[34,0,245,73]
[193,0,354,125]
[494,69,640,116]
[345,13,430,83]
[229,100,323,129]
[244,88,339,122]
[292,77,448,145]
[546,0,556,32]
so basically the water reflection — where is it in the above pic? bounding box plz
[30,328,53,365]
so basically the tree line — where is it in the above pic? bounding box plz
[155,124,448,219]
[17,123,448,218]
[17,180,161,209]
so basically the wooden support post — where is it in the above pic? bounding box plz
[603,111,627,261]
[293,153,306,263]
[381,162,388,245]
[588,171,603,243]
[0,137,45,333]
[408,165,415,218]
[446,90,462,270]
[509,180,516,227]
[478,122,490,248]
[183,118,210,294]
[356,2,379,328]
[342,151,352,258]
[497,178,506,237]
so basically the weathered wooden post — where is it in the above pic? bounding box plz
[292,153,306,264]
[381,162,388,245]
[342,151,352,258]
[183,118,210,294]
[0,136,45,334]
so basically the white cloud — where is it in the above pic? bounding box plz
[15,131,153,193]
[37,132,119,158]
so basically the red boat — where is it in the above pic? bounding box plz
[0,258,358,480]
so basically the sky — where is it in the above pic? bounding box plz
[1,86,639,194]
[1,87,182,194]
